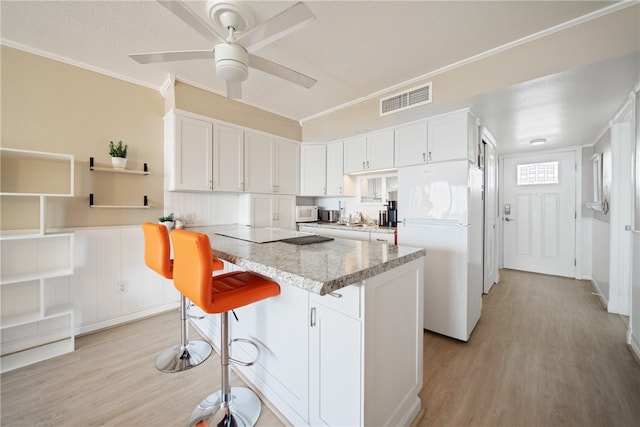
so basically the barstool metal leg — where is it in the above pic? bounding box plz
[188,312,261,427]
[156,295,212,373]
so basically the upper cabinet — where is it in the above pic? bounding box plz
[300,144,327,196]
[213,124,244,192]
[327,141,353,196]
[344,129,394,173]
[165,114,213,192]
[165,111,300,195]
[244,131,300,195]
[394,109,478,167]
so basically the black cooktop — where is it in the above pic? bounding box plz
[279,235,334,245]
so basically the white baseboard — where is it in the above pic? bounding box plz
[590,279,609,310]
[628,329,640,365]
[75,303,178,336]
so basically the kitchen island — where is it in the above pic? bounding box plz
[187,225,425,427]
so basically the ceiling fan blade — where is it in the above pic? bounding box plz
[237,2,315,52]
[226,81,242,99]
[249,54,316,89]
[129,50,215,64]
[157,0,224,45]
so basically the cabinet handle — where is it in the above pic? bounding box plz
[339,186,342,194]
[310,307,316,327]
[428,151,432,162]
[328,291,343,299]
[362,161,366,170]
[209,180,213,190]
[366,160,370,169]
[422,153,426,162]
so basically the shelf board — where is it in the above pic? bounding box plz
[0,304,73,330]
[89,157,149,175]
[0,231,73,240]
[89,204,150,209]
[0,268,75,286]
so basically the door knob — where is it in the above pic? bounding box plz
[505,217,515,222]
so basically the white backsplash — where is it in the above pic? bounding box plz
[164,191,241,226]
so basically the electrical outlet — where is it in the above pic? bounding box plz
[184,212,194,224]
[118,281,128,294]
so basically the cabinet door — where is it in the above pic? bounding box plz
[244,132,274,194]
[170,115,212,191]
[300,144,326,196]
[394,120,428,167]
[326,141,344,196]
[232,284,310,424]
[250,194,274,228]
[274,195,296,230]
[343,136,367,173]
[427,111,469,163]
[274,139,300,195]
[366,129,394,170]
[309,303,362,426]
[213,124,244,192]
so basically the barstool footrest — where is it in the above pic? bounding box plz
[228,338,260,367]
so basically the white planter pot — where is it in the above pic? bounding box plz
[111,157,127,170]
[160,221,174,230]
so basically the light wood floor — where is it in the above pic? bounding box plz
[2,269,640,426]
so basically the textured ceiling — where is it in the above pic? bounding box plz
[1,1,639,153]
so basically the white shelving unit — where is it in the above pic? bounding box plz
[0,147,75,372]
[88,157,150,208]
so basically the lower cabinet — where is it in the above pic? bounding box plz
[193,258,424,427]
[247,194,296,230]
[309,287,362,426]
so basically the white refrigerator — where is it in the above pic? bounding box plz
[397,160,483,341]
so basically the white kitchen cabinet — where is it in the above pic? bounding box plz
[212,124,244,192]
[428,109,477,163]
[370,230,396,244]
[309,286,362,426]
[300,144,327,196]
[0,148,75,373]
[344,129,394,173]
[394,120,429,167]
[165,113,213,192]
[326,140,355,196]
[298,225,369,242]
[245,131,300,195]
[249,194,296,230]
[395,110,479,167]
[232,283,311,425]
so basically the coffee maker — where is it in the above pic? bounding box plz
[387,200,398,227]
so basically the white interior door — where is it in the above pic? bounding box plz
[483,142,498,293]
[503,151,576,277]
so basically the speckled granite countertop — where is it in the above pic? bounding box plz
[188,225,424,295]
[298,222,397,234]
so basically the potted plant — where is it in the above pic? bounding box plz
[109,140,128,169]
[159,213,175,229]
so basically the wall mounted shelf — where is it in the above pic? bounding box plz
[89,157,149,175]
[89,193,149,209]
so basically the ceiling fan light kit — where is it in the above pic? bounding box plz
[215,43,249,82]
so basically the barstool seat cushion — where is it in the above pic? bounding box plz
[171,230,280,315]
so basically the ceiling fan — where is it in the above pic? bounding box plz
[130,0,317,99]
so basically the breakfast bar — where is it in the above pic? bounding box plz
[187,225,426,427]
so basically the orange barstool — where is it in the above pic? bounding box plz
[170,229,280,427]
[142,222,224,373]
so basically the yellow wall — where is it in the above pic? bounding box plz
[1,45,165,229]
[173,81,302,141]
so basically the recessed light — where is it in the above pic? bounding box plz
[530,138,546,145]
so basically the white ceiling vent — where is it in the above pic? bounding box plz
[380,82,432,116]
